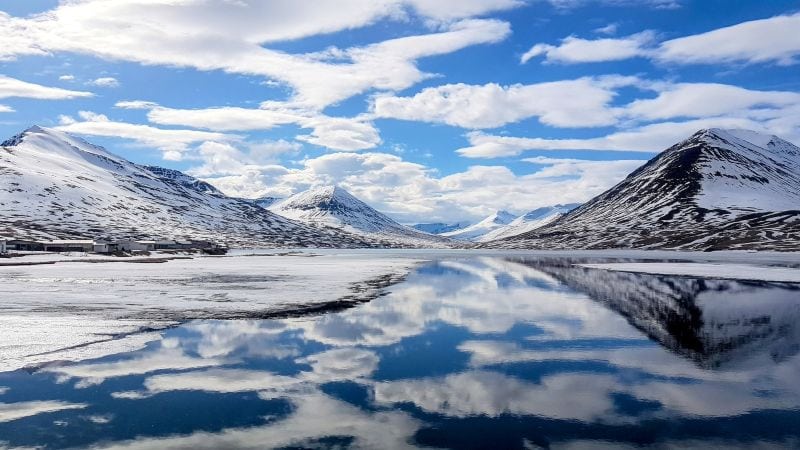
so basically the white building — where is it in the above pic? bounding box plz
[117,240,156,252]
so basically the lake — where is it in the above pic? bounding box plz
[1,255,799,449]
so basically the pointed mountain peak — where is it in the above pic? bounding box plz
[690,128,799,156]
[25,124,47,134]
[2,125,52,146]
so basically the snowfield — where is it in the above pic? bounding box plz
[0,252,421,372]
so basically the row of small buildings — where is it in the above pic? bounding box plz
[0,238,222,255]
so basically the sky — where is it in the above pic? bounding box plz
[0,0,798,224]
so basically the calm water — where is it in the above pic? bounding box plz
[2,256,800,449]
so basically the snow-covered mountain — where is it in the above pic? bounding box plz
[0,126,384,247]
[493,129,800,251]
[268,186,453,247]
[412,222,471,235]
[440,210,516,241]
[477,204,581,242]
[250,196,282,209]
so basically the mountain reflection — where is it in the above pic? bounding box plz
[1,256,799,449]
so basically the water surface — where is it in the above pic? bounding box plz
[1,256,799,449]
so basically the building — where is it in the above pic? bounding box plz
[6,240,44,251]
[155,240,178,250]
[117,240,156,252]
[41,240,94,252]
[93,242,120,254]
[0,239,6,255]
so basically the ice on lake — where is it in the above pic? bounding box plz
[1,253,800,449]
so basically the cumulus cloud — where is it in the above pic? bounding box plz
[372,76,641,129]
[0,75,93,100]
[0,105,13,113]
[454,81,800,157]
[196,149,647,223]
[0,2,512,109]
[521,13,800,66]
[58,74,75,81]
[88,77,120,88]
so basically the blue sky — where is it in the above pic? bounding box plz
[0,0,798,223]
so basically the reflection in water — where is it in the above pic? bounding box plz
[1,256,799,449]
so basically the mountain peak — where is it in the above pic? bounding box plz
[269,185,449,246]
[691,128,799,158]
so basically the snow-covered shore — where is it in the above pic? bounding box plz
[1,248,799,373]
[0,252,421,372]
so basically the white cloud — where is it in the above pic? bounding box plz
[522,13,800,66]
[115,100,159,110]
[456,117,779,157]
[594,23,618,35]
[657,12,800,66]
[406,0,524,21]
[0,105,13,113]
[296,115,381,150]
[0,2,512,109]
[372,76,641,129]
[88,76,120,88]
[188,139,301,178]
[0,75,93,100]
[520,31,655,64]
[546,0,681,8]
[625,83,800,121]
[58,74,75,81]
[55,112,237,160]
[125,102,382,151]
[453,80,800,158]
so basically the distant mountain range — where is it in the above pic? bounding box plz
[477,204,581,242]
[1,126,798,251]
[440,210,516,241]
[491,128,800,251]
[412,222,471,235]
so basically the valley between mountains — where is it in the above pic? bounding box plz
[1,126,798,251]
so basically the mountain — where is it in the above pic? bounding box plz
[492,129,800,251]
[440,210,516,241]
[412,222,471,235]
[477,204,581,242]
[0,126,384,248]
[246,196,282,209]
[268,186,453,247]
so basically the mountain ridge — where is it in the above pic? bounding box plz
[490,128,800,251]
[0,126,385,247]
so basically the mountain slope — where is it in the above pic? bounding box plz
[493,129,800,251]
[268,186,452,247]
[412,222,470,235]
[477,204,581,243]
[441,210,516,241]
[0,126,382,247]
